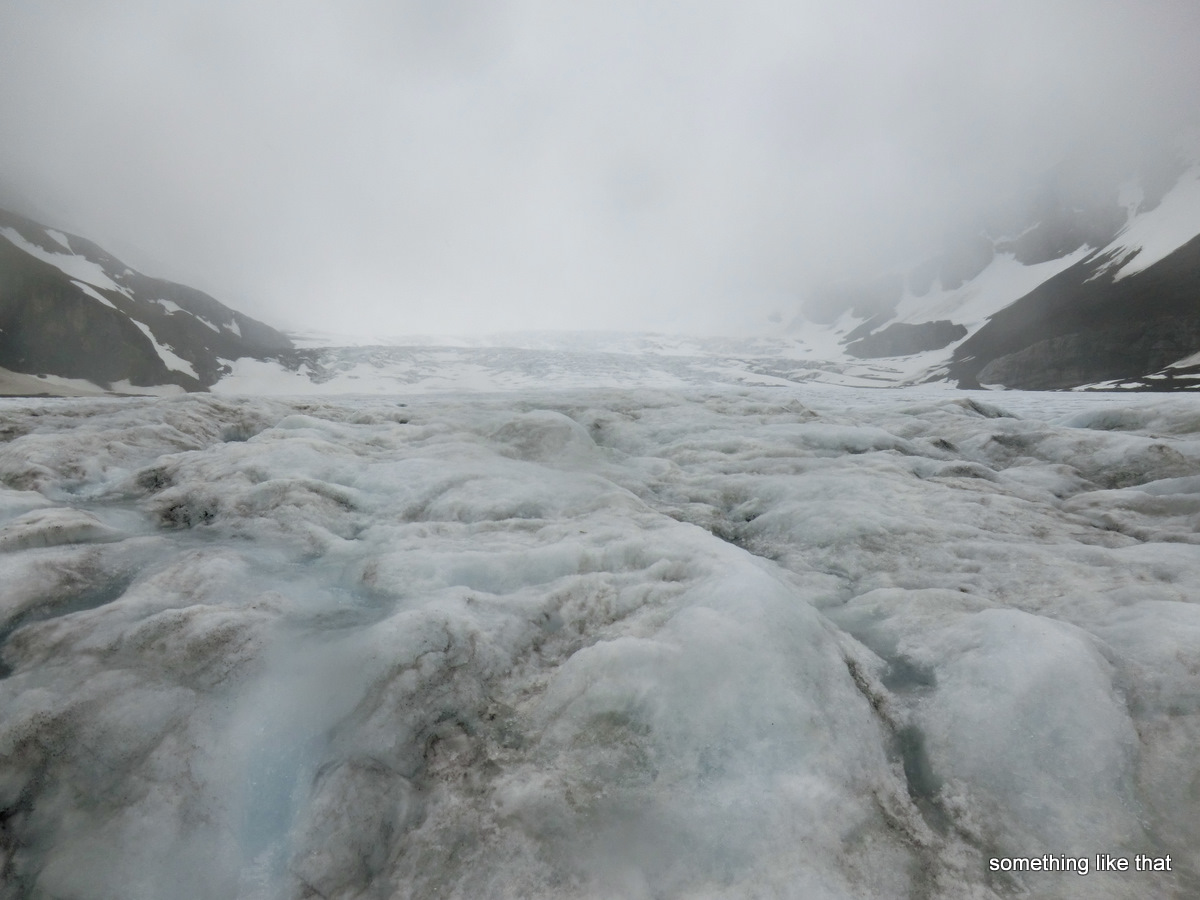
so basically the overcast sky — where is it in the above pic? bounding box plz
[2,1,1198,335]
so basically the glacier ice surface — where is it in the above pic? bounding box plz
[0,388,1198,898]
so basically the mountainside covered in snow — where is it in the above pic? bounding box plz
[0,208,293,395]
[784,151,1200,391]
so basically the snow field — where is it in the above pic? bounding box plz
[0,388,1198,898]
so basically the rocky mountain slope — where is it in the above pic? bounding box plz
[0,208,292,395]
[787,149,1200,391]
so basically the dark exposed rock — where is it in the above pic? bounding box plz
[951,233,1200,389]
[0,238,187,388]
[0,207,292,391]
[845,320,967,359]
[842,312,894,344]
[976,322,1200,390]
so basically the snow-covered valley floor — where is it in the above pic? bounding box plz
[2,386,1199,899]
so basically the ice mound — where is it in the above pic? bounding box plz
[0,507,125,550]
[0,388,1198,898]
[915,609,1141,849]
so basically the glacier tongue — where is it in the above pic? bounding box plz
[0,389,1198,898]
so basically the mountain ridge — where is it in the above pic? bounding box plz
[0,207,292,395]
[779,151,1200,391]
